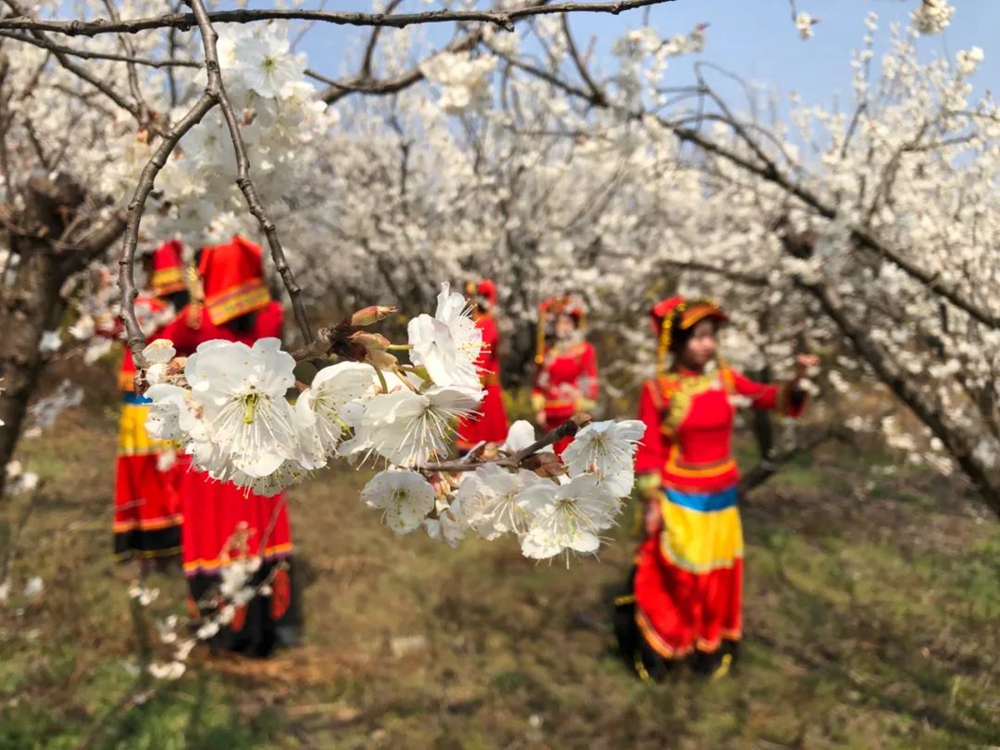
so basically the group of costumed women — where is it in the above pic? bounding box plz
[113,254,815,676]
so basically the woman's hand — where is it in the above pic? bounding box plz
[535,410,548,430]
[794,353,819,380]
[643,498,662,538]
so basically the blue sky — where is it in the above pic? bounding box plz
[290,0,999,118]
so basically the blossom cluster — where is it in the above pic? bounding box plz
[910,0,955,35]
[99,21,333,246]
[364,415,643,561]
[142,283,644,561]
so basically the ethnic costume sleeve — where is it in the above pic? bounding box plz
[634,379,667,496]
[531,363,546,415]
[577,342,599,412]
[727,369,807,417]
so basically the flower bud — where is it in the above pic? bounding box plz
[347,305,398,328]
[348,331,398,370]
[521,451,568,478]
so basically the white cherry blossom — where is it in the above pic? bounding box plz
[361,470,436,534]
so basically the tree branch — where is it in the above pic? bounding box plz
[798,278,1000,516]
[184,0,314,347]
[0,1,679,37]
[419,414,589,473]
[315,30,482,105]
[0,29,199,68]
[117,96,217,368]
[101,0,150,127]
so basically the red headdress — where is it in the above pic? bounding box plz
[198,235,271,326]
[536,295,586,364]
[650,296,728,374]
[150,240,186,298]
[465,278,498,307]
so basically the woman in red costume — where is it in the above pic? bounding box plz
[615,296,816,680]
[160,235,299,657]
[113,241,188,566]
[531,296,598,455]
[455,279,510,453]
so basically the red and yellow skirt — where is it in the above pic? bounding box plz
[456,382,509,450]
[180,466,293,576]
[632,485,743,662]
[113,393,183,560]
[181,466,298,657]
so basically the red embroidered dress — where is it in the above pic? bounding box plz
[631,365,805,663]
[159,236,296,656]
[532,340,598,455]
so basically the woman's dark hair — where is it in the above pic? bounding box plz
[670,316,717,354]
[556,311,579,329]
[225,311,258,335]
[163,289,190,311]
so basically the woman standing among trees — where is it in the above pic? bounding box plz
[531,296,599,455]
[616,296,818,681]
[159,235,300,657]
[112,241,188,568]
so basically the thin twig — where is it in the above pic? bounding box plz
[0,29,199,68]
[560,14,605,105]
[419,415,588,473]
[314,30,482,105]
[101,0,150,126]
[361,0,403,79]
[116,92,219,368]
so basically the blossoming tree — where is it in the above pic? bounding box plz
[3,0,991,683]
[464,0,1000,510]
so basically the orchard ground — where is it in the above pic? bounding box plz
[3,372,1000,749]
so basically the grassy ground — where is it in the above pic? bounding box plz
[3,399,1000,749]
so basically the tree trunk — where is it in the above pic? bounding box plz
[0,246,67,497]
[0,175,86,498]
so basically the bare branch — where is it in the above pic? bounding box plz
[361,0,404,79]
[560,14,606,105]
[0,1,679,37]
[101,0,150,126]
[0,29,199,68]
[315,30,482,105]
[117,93,217,368]
[419,414,589,473]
